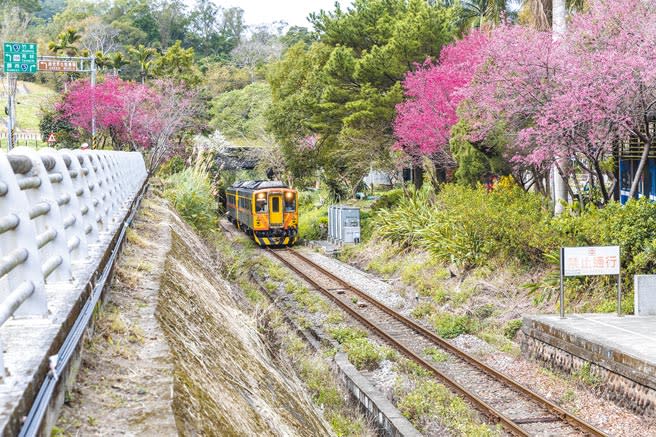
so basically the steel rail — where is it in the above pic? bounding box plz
[267,248,528,436]
[274,248,607,437]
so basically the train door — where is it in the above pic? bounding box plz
[269,193,283,226]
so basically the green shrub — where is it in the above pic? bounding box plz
[400,259,450,296]
[298,205,328,240]
[424,347,449,362]
[573,362,601,386]
[329,326,367,344]
[374,184,556,270]
[398,380,496,435]
[432,312,476,339]
[164,166,217,234]
[158,155,185,178]
[411,302,435,319]
[371,188,404,211]
[395,357,432,377]
[503,319,523,339]
[328,412,364,437]
[342,338,384,370]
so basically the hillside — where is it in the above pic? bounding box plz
[0,81,56,133]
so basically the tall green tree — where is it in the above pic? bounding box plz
[108,51,129,75]
[154,0,189,48]
[186,1,244,58]
[151,40,202,85]
[268,0,458,194]
[48,28,82,56]
[128,44,157,83]
[107,0,159,47]
[210,82,272,144]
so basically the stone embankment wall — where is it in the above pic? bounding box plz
[520,326,656,416]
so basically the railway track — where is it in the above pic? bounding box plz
[267,247,607,437]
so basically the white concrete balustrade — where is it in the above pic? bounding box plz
[0,148,147,378]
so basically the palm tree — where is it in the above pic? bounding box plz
[108,52,129,76]
[94,51,110,69]
[459,0,513,28]
[48,28,81,56]
[128,45,157,84]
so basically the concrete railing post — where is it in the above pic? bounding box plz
[10,147,72,283]
[73,152,107,232]
[59,149,100,245]
[0,154,47,317]
[39,148,89,265]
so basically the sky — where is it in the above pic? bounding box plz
[212,0,343,28]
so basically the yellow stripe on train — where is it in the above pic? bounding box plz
[253,235,295,246]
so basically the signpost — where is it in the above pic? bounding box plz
[3,42,37,73]
[38,59,78,72]
[3,42,38,150]
[560,245,621,318]
[2,43,96,151]
[47,133,57,145]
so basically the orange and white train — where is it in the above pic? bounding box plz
[226,180,298,246]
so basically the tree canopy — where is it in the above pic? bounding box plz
[267,0,459,195]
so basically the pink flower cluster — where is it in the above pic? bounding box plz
[394,30,488,157]
[395,0,656,170]
[58,77,161,149]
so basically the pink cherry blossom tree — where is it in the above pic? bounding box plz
[462,0,656,202]
[57,77,154,149]
[540,0,656,200]
[56,77,202,173]
[394,30,488,160]
[460,23,560,193]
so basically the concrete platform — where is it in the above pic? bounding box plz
[521,313,656,414]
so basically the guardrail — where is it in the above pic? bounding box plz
[0,147,147,379]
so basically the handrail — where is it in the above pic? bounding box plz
[0,147,148,385]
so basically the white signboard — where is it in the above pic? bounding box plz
[562,246,620,277]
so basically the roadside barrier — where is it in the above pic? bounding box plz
[0,147,147,378]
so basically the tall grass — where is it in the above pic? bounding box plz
[375,183,556,270]
[164,165,218,234]
[374,181,656,283]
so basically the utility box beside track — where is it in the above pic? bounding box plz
[328,205,360,245]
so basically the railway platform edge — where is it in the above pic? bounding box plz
[521,313,656,415]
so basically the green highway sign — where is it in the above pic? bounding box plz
[3,42,38,73]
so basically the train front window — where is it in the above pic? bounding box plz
[284,192,296,212]
[271,196,280,213]
[256,198,268,213]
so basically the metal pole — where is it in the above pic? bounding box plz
[6,74,11,151]
[617,247,622,317]
[90,57,96,149]
[560,247,565,318]
[7,73,16,151]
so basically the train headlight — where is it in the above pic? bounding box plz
[257,193,265,200]
[285,192,294,199]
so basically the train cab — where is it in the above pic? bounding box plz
[226,180,298,246]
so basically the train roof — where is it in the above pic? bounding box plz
[229,180,289,190]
